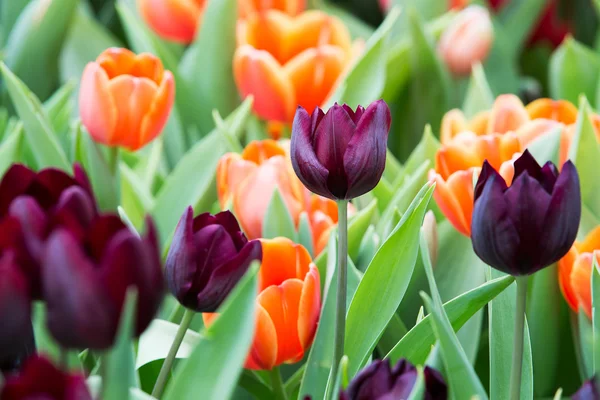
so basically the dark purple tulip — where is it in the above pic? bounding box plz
[0,164,98,298]
[290,100,391,200]
[43,215,164,350]
[471,150,581,276]
[165,207,262,312]
[1,356,92,400]
[341,359,447,400]
[573,377,599,400]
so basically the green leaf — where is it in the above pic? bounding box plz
[386,273,514,365]
[0,63,70,170]
[179,0,239,134]
[593,256,600,375]
[87,376,157,400]
[348,199,377,261]
[3,0,78,100]
[326,356,349,399]
[43,79,76,121]
[136,319,201,369]
[550,38,600,106]
[344,183,433,377]
[0,0,29,47]
[152,99,252,250]
[328,8,400,108]
[121,163,155,230]
[298,212,314,257]
[407,367,426,400]
[497,0,547,57]
[164,263,259,400]
[462,63,494,119]
[481,21,520,97]
[262,188,298,241]
[568,97,600,222]
[103,290,138,400]
[419,232,488,400]
[402,126,439,179]
[579,309,594,378]
[0,125,23,176]
[526,126,562,166]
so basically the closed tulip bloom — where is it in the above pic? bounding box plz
[239,0,305,18]
[471,150,581,276]
[291,101,391,200]
[79,48,175,151]
[166,207,262,312]
[438,5,494,77]
[234,10,352,123]
[573,377,599,400]
[1,356,92,400]
[138,0,205,44]
[43,216,164,350]
[341,358,447,400]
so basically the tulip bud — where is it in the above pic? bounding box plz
[165,207,262,312]
[573,377,599,400]
[79,48,175,151]
[422,210,438,267]
[138,0,206,44]
[43,216,164,350]
[341,358,447,400]
[438,5,494,77]
[471,150,581,276]
[1,356,92,400]
[290,101,391,200]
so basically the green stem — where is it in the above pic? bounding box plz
[269,367,288,400]
[509,276,528,400]
[331,201,348,389]
[107,146,120,176]
[152,309,195,399]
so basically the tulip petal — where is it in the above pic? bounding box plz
[138,0,202,43]
[0,164,36,216]
[8,196,47,240]
[526,98,578,125]
[214,210,248,250]
[571,253,592,318]
[53,187,98,236]
[512,150,558,193]
[290,107,332,198]
[138,71,175,151]
[343,100,390,199]
[558,248,580,312]
[258,237,312,291]
[86,215,129,261]
[246,304,278,370]
[431,169,475,237]
[486,94,529,134]
[79,63,118,147]
[578,226,600,254]
[297,265,320,350]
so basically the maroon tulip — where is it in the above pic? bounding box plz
[573,377,599,400]
[341,358,447,400]
[290,100,391,200]
[0,164,98,298]
[1,355,92,400]
[165,207,262,312]
[471,150,581,276]
[43,215,164,350]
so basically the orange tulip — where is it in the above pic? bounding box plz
[79,48,175,151]
[234,10,352,123]
[239,0,305,18]
[525,98,578,124]
[559,227,600,319]
[138,0,206,44]
[431,133,520,236]
[204,237,321,370]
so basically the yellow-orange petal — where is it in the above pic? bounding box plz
[284,45,347,114]
[558,247,580,313]
[97,48,137,79]
[241,139,287,164]
[239,0,305,19]
[430,168,477,237]
[468,111,490,135]
[138,0,205,44]
[237,11,289,61]
[486,94,530,134]
[246,304,279,370]
[297,265,320,349]
[137,71,175,151]
[577,226,600,254]
[79,63,118,145]
[233,46,296,123]
[571,253,593,319]
[435,132,482,180]
[258,237,312,291]
[440,109,468,144]
[216,153,257,208]
[525,98,578,125]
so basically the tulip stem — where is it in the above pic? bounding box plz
[152,309,195,399]
[269,367,288,400]
[509,276,528,400]
[331,200,348,388]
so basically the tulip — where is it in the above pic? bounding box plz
[239,0,305,18]
[204,237,321,370]
[341,358,447,400]
[234,10,352,123]
[79,48,175,151]
[291,101,391,200]
[165,207,262,312]
[558,227,600,319]
[525,98,578,124]
[573,377,599,400]
[0,164,97,298]
[1,356,92,400]
[43,215,164,350]
[471,150,580,276]
[138,0,206,44]
[438,5,494,77]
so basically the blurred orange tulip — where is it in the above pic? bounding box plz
[559,227,600,319]
[430,132,520,236]
[138,0,206,44]
[79,48,175,151]
[204,237,321,370]
[234,10,352,123]
[239,0,305,18]
[438,5,494,77]
[525,98,578,124]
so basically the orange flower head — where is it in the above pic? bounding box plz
[486,94,530,135]
[217,139,305,239]
[79,48,175,152]
[431,134,520,236]
[234,10,352,123]
[138,0,206,43]
[205,238,321,370]
[239,0,305,18]
[559,227,600,319]
[525,98,578,125]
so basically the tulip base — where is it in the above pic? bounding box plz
[509,276,528,400]
[331,200,348,391]
[152,309,195,398]
[269,367,288,400]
